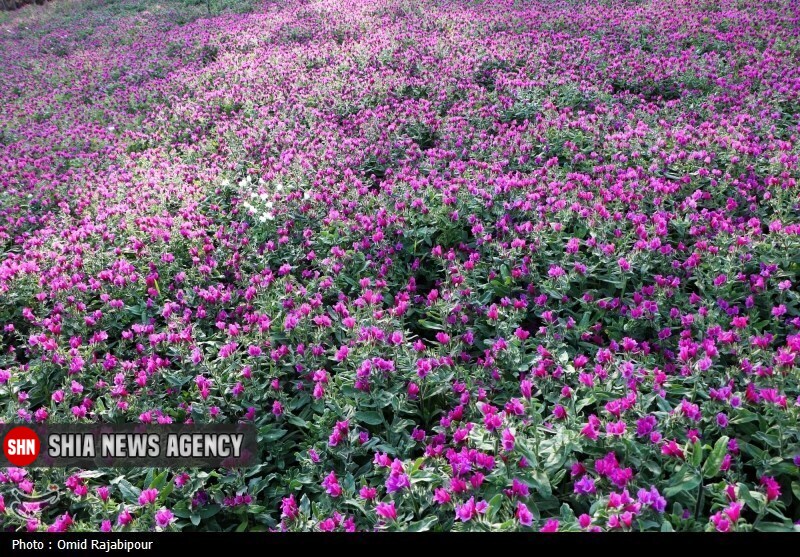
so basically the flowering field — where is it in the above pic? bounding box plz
[1,0,799,533]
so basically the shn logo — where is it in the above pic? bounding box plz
[3,426,41,466]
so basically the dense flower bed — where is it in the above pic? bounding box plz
[0,0,799,532]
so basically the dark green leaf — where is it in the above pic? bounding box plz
[702,436,729,478]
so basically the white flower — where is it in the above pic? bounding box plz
[276,184,284,191]
[265,201,274,209]
[259,193,268,200]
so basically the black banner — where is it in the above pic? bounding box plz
[0,531,786,556]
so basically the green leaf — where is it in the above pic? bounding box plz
[742,443,768,462]
[691,443,704,468]
[664,473,701,498]
[754,431,781,449]
[486,493,504,522]
[738,483,765,513]
[198,504,221,519]
[791,481,800,501]
[259,428,288,442]
[702,436,729,478]
[528,469,552,497]
[287,415,308,428]
[406,516,438,532]
[165,373,192,389]
[559,503,575,521]
[409,457,426,475]
[150,470,169,491]
[300,494,311,516]
[344,498,368,515]
[159,482,174,500]
[765,506,789,521]
[549,468,567,487]
[171,503,191,519]
[516,443,538,467]
[729,409,758,424]
[416,319,444,330]
[754,521,793,532]
[116,479,141,503]
[355,411,384,425]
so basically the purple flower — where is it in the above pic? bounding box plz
[117,509,133,526]
[574,476,596,495]
[385,473,410,493]
[433,488,451,505]
[637,486,667,513]
[516,502,533,527]
[154,508,174,529]
[322,471,342,498]
[138,488,158,506]
[359,486,377,501]
[540,518,559,532]
[501,428,516,451]
[455,497,477,522]
[375,501,397,522]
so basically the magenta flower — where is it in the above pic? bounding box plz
[117,509,133,526]
[96,486,110,502]
[359,486,377,501]
[154,508,174,529]
[540,518,559,532]
[710,511,731,532]
[375,501,397,522]
[760,476,781,502]
[501,428,516,451]
[455,497,477,522]
[516,502,533,527]
[433,488,451,505]
[322,471,342,498]
[47,513,73,533]
[520,379,533,399]
[281,495,299,520]
[547,265,566,278]
[661,440,685,460]
[574,476,596,495]
[138,488,158,506]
